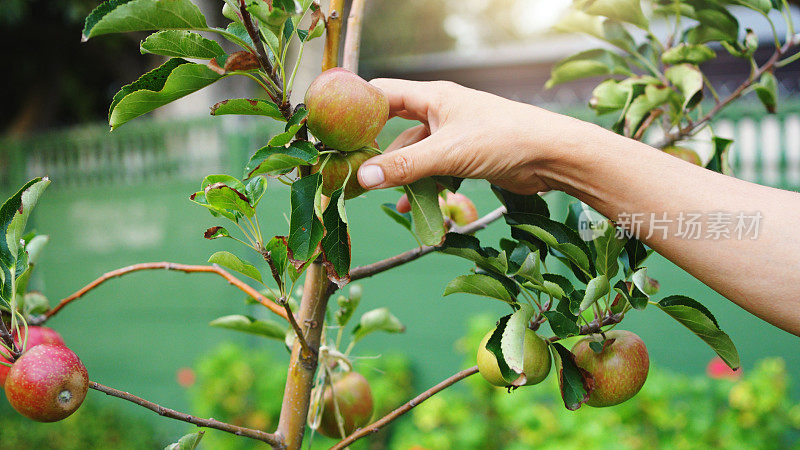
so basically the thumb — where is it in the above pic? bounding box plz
[357,136,448,189]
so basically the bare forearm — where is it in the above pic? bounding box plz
[546,121,800,335]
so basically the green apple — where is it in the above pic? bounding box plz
[476,327,551,387]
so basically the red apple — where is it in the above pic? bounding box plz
[5,344,89,422]
[317,371,374,438]
[312,149,373,199]
[0,326,65,386]
[439,192,479,226]
[476,328,551,387]
[572,330,649,407]
[305,68,389,152]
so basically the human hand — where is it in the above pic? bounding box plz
[356,79,598,205]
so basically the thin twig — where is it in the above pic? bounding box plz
[33,262,289,324]
[342,0,367,72]
[547,313,624,343]
[238,0,288,113]
[0,317,20,361]
[280,297,316,365]
[89,381,285,448]
[346,206,507,283]
[331,365,480,449]
[656,36,799,148]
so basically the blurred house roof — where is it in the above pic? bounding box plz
[364,6,800,106]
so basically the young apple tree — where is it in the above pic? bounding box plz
[2,0,798,448]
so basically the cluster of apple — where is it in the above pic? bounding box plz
[477,325,649,407]
[0,325,89,422]
[305,68,389,200]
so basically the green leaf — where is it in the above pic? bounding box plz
[657,295,740,369]
[140,30,223,59]
[501,304,536,381]
[320,188,351,285]
[208,251,262,283]
[508,213,594,276]
[624,84,672,137]
[621,236,650,273]
[575,0,649,29]
[552,342,594,410]
[264,237,288,280]
[579,275,610,312]
[211,98,285,120]
[203,226,230,240]
[491,185,549,218]
[724,0,773,14]
[546,49,632,89]
[589,79,631,114]
[209,315,286,340]
[288,173,324,262]
[403,178,446,246]
[593,222,627,278]
[352,307,405,342]
[543,310,580,338]
[23,292,50,316]
[443,274,517,304]
[553,10,637,52]
[109,58,223,129]
[684,3,739,44]
[380,203,413,233]
[335,285,362,327]
[244,141,319,178]
[438,233,508,275]
[485,315,515,382]
[666,64,704,110]
[1,178,50,308]
[245,176,266,207]
[512,251,545,285]
[83,0,208,40]
[754,71,778,113]
[661,43,716,65]
[268,124,303,146]
[614,277,648,310]
[204,182,255,218]
[706,136,734,176]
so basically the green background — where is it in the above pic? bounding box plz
[1,106,798,438]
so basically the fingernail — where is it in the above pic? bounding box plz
[359,165,385,188]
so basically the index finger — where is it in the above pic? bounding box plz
[369,78,442,124]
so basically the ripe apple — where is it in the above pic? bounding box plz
[663,146,702,166]
[317,371,374,438]
[0,326,65,386]
[439,192,479,226]
[572,330,649,407]
[5,344,89,422]
[476,328,551,387]
[312,149,373,199]
[304,68,389,152]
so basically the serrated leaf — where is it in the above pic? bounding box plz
[508,213,594,276]
[404,178,446,246]
[352,307,405,342]
[83,0,208,40]
[621,236,649,273]
[579,275,610,312]
[513,251,544,285]
[140,30,223,59]
[594,222,627,278]
[164,431,205,450]
[320,188,351,286]
[209,315,286,340]
[662,43,716,65]
[211,98,285,120]
[380,203,413,233]
[552,342,594,410]
[546,49,632,89]
[485,315,515,382]
[543,311,580,338]
[208,251,262,283]
[109,58,223,129]
[443,274,517,304]
[438,232,508,275]
[288,173,324,262]
[666,64,704,110]
[204,182,254,218]
[244,140,318,178]
[574,0,649,29]
[501,304,535,378]
[657,295,740,369]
